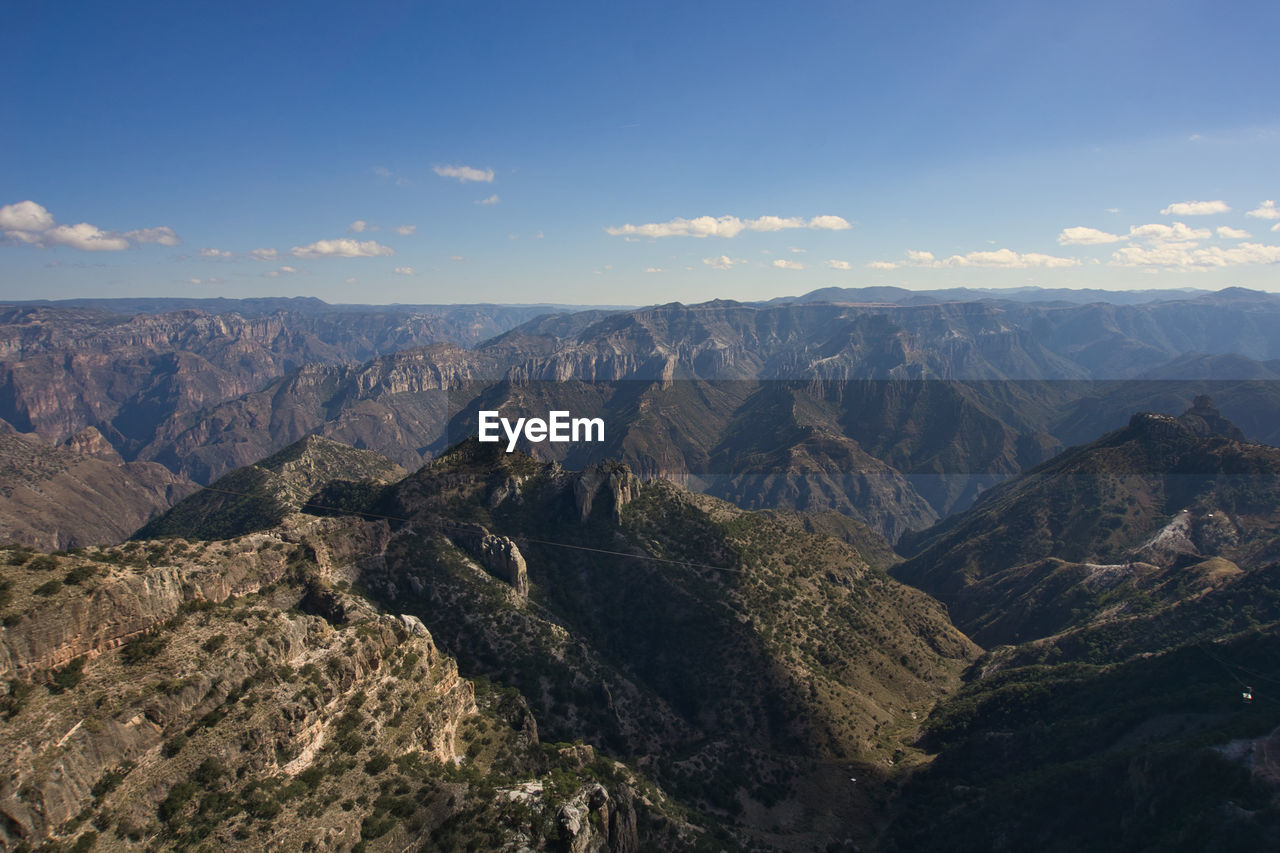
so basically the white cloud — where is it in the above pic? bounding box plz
[43,223,131,252]
[945,249,1078,268]
[1247,200,1280,220]
[347,220,369,233]
[1160,200,1230,216]
[0,200,177,251]
[606,213,851,239]
[1217,226,1251,239]
[1274,223,1280,232]
[125,226,181,246]
[646,267,663,273]
[1112,241,1280,268]
[702,255,743,270]
[0,200,55,231]
[250,248,279,261]
[198,247,232,258]
[264,265,298,277]
[789,247,806,254]
[1128,222,1212,243]
[826,259,852,270]
[750,216,807,232]
[394,224,416,235]
[290,239,395,258]
[1105,207,1121,214]
[476,194,500,205]
[871,247,1079,269]
[772,259,804,270]
[1057,226,1123,245]
[808,215,853,231]
[393,266,415,275]
[434,164,495,183]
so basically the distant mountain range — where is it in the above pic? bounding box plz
[3,288,1280,547]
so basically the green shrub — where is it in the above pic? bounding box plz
[202,634,227,654]
[364,752,391,775]
[63,565,97,586]
[27,555,58,572]
[49,657,87,693]
[34,579,62,596]
[120,633,167,664]
[158,780,198,823]
[91,762,135,799]
[192,758,226,788]
[163,733,187,757]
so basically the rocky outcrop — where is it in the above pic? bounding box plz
[0,516,387,678]
[0,604,475,847]
[479,534,529,597]
[556,783,640,853]
[574,461,641,523]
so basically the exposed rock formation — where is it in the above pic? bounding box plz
[574,461,641,523]
[479,534,529,597]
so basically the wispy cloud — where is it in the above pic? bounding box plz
[1160,200,1230,216]
[0,200,179,252]
[1246,200,1280,220]
[476,194,500,205]
[394,224,417,235]
[434,164,495,183]
[1112,241,1280,268]
[263,265,298,277]
[1217,226,1251,239]
[372,166,410,186]
[124,227,181,246]
[197,247,232,258]
[290,238,394,258]
[869,248,1080,270]
[1128,222,1212,243]
[249,248,279,261]
[772,259,804,270]
[1057,226,1124,245]
[393,266,415,275]
[606,213,851,239]
[347,220,371,233]
[826,259,852,270]
[702,255,744,270]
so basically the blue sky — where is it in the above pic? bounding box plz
[2,0,1278,304]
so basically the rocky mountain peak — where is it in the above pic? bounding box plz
[1179,394,1247,441]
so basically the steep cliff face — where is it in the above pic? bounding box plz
[0,303,560,461]
[373,442,977,850]
[0,424,195,550]
[573,461,640,523]
[894,400,1280,647]
[0,516,388,679]
[0,512,683,852]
